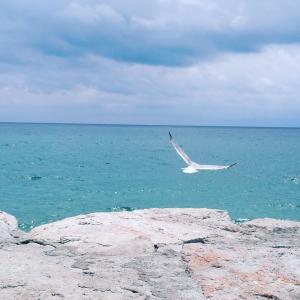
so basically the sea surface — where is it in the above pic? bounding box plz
[0,123,300,230]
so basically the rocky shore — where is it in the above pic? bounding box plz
[0,208,299,300]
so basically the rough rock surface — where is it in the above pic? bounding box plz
[0,208,299,299]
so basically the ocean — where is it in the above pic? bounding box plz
[0,123,299,230]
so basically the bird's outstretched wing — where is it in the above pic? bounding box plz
[169,131,192,165]
[169,131,237,172]
[192,162,236,170]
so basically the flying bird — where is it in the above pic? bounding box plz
[169,132,236,174]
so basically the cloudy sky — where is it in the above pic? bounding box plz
[1,0,300,126]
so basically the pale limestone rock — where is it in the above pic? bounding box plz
[0,211,19,240]
[0,208,299,299]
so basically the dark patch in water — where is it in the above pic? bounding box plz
[30,176,42,181]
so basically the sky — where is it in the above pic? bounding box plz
[1,0,300,126]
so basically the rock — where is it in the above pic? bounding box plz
[0,211,19,241]
[0,208,299,299]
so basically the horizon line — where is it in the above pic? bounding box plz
[0,121,300,129]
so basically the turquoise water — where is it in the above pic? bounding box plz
[0,123,299,230]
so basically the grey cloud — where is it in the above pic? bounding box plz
[1,44,300,126]
[1,0,300,66]
[1,1,300,126]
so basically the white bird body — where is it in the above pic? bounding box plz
[169,132,236,173]
[181,166,198,174]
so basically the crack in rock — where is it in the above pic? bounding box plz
[51,292,64,298]
[59,237,80,244]
[16,238,56,248]
[122,287,140,294]
[183,237,208,244]
[0,282,26,289]
[254,293,281,300]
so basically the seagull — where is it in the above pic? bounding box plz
[169,132,237,174]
